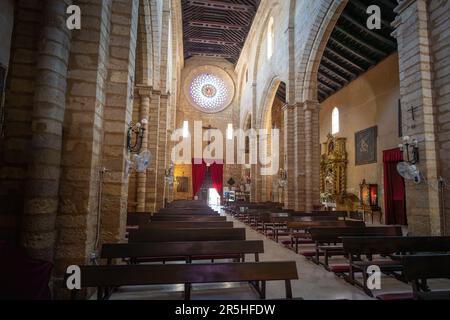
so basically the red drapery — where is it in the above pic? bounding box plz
[210,162,224,196]
[192,159,207,198]
[383,148,407,225]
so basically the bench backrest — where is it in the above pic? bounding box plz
[77,262,298,287]
[128,228,246,242]
[309,226,402,243]
[101,240,264,260]
[287,220,364,230]
[150,215,227,222]
[402,254,450,281]
[132,221,234,229]
[153,211,217,216]
[343,236,450,255]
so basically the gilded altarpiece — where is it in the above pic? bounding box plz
[320,134,348,200]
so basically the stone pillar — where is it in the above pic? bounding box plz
[393,0,442,235]
[145,91,160,212]
[303,100,321,212]
[283,104,296,209]
[294,103,306,211]
[155,93,170,210]
[21,0,71,261]
[101,0,139,243]
[54,0,112,298]
[136,87,151,212]
[0,0,42,243]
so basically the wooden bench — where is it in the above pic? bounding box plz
[309,226,402,269]
[150,215,227,222]
[154,210,218,216]
[402,254,450,300]
[101,240,264,264]
[128,221,234,231]
[71,261,299,300]
[342,236,450,297]
[128,228,246,243]
[287,221,365,253]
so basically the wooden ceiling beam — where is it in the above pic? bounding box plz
[317,80,336,93]
[189,20,245,31]
[188,51,234,59]
[318,72,342,90]
[319,64,350,84]
[321,55,357,78]
[329,38,376,65]
[187,0,255,13]
[334,25,387,57]
[325,47,365,73]
[188,37,241,46]
[340,12,397,48]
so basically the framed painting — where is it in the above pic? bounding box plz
[355,126,378,166]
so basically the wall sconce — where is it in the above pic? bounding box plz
[127,118,148,153]
[399,136,419,164]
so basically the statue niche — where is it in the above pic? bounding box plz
[320,134,347,203]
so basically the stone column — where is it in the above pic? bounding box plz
[155,93,170,210]
[283,104,296,209]
[303,100,321,212]
[101,0,139,243]
[392,0,442,235]
[136,86,151,212]
[145,91,160,212]
[295,103,306,211]
[21,0,71,261]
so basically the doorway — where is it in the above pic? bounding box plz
[208,188,221,206]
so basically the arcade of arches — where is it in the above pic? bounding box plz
[0,0,449,299]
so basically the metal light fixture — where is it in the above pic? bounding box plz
[399,136,419,164]
[127,118,148,153]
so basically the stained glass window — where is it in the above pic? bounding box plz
[190,73,229,111]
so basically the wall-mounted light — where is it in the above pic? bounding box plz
[127,118,148,153]
[227,123,233,140]
[399,135,419,164]
[182,121,189,138]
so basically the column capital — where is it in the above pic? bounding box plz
[302,100,320,112]
[135,85,153,97]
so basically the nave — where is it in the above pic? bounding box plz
[78,202,449,301]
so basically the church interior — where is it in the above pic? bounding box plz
[1,0,450,302]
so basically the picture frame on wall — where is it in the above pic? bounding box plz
[355,126,378,166]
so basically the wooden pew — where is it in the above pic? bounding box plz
[128,221,234,231]
[129,228,246,243]
[153,210,218,216]
[402,254,450,300]
[150,215,227,222]
[287,220,365,253]
[71,261,299,300]
[101,240,264,264]
[308,226,402,269]
[268,214,350,243]
[341,236,450,297]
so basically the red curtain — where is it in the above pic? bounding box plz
[210,162,224,196]
[192,159,207,198]
[383,148,407,225]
